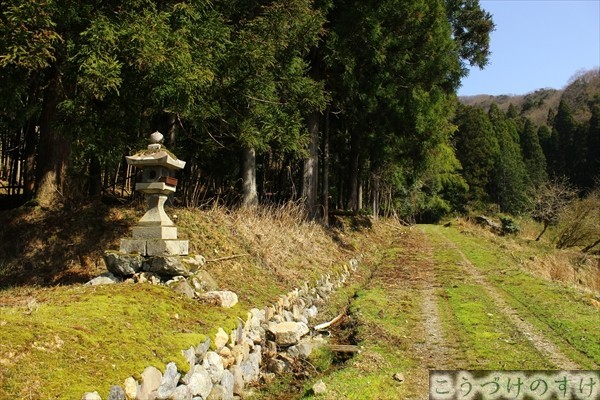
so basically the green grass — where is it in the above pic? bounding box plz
[0,204,355,399]
[0,284,244,399]
[438,284,552,369]
[425,224,600,368]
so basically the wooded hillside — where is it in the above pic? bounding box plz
[1,1,597,223]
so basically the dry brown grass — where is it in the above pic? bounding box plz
[525,251,600,293]
[449,217,600,294]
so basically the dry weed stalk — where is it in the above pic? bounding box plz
[202,202,340,286]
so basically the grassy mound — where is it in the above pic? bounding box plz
[0,203,354,399]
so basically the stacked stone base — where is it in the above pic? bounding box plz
[120,238,189,257]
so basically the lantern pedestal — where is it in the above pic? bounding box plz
[118,132,189,256]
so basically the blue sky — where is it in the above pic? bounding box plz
[458,0,600,96]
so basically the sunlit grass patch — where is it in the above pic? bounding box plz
[0,283,246,399]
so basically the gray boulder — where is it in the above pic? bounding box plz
[203,351,225,383]
[185,365,213,398]
[268,322,309,346]
[156,362,180,400]
[107,385,126,400]
[169,279,196,299]
[191,270,219,292]
[103,252,144,276]
[170,385,192,400]
[86,272,121,286]
[146,256,191,277]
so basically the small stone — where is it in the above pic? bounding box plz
[268,322,309,346]
[267,358,289,374]
[265,306,275,321]
[220,370,235,399]
[207,384,228,400]
[192,270,219,291]
[170,279,196,299]
[107,385,126,400]
[156,362,180,399]
[196,338,211,359]
[81,392,102,400]
[287,342,314,358]
[239,357,259,384]
[230,365,244,396]
[312,380,327,395]
[135,271,162,285]
[182,346,196,370]
[203,351,225,383]
[170,385,192,400]
[138,366,162,400]
[231,343,250,365]
[150,131,164,144]
[123,377,138,400]
[393,372,405,383]
[186,365,213,398]
[86,272,121,286]
[199,291,238,308]
[214,327,229,350]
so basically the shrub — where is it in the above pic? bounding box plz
[499,215,520,235]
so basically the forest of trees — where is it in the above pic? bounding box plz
[0,0,597,223]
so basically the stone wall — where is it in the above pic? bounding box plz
[82,258,360,400]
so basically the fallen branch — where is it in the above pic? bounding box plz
[205,253,249,263]
[325,344,360,353]
[314,313,344,331]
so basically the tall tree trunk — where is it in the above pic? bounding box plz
[347,129,361,211]
[88,155,102,198]
[321,109,330,225]
[35,76,70,207]
[23,123,37,198]
[371,173,379,220]
[302,111,320,219]
[167,113,177,148]
[242,146,258,207]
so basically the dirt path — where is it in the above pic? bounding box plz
[437,233,581,369]
[405,238,457,371]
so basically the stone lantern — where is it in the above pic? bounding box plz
[120,131,189,256]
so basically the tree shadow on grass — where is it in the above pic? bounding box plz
[0,202,138,289]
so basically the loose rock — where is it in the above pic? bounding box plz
[203,351,225,383]
[123,377,138,400]
[185,365,213,398]
[146,256,191,277]
[169,279,196,299]
[104,252,144,276]
[312,380,327,395]
[138,366,162,400]
[156,362,180,399]
[268,322,309,346]
[199,291,239,308]
[81,392,102,400]
[107,385,126,400]
[86,272,121,286]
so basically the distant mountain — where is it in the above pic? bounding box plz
[459,69,600,126]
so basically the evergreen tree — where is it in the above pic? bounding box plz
[520,119,548,189]
[550,99,578,178]
[454,104,499,206]
[586,97,600,187]
[488,104,530,213]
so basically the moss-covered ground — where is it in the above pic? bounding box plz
[1,206,597,399]
[0,204,352,399]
